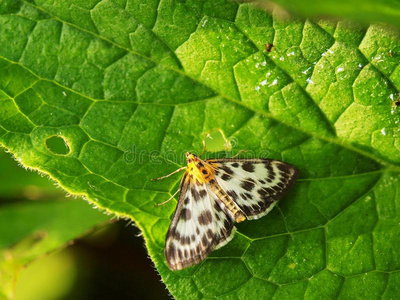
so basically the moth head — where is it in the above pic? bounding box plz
[185,152,198,163]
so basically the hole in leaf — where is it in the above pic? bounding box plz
[45,136,70,155]
[204,129,232,152]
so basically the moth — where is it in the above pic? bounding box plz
[153,152,298,270]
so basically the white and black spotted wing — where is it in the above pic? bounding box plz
[210,159,298,220]
[164,174,236,271]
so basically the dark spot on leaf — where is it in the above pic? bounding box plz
[264,42,273,52]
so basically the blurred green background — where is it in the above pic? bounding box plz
[0,149,169,300]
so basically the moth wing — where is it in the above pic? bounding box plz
[164,173,236,271]
[208,158,298,220]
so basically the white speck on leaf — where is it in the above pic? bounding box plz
[302,67,311,75]
[268,79,278,86]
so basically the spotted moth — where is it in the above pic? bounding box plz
[154,152,298,270]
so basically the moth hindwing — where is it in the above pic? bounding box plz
[160,152,298,270]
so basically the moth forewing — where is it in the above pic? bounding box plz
[164,174,235,270]
[208,158,298,220]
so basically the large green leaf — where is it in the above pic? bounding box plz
[1,0,400,298]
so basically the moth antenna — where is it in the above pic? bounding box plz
[154,189,180,207]
[152,166,186,181]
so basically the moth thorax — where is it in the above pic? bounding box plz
[187,160,215,184]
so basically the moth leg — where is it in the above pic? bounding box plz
[232,149,247,158]
[151,166,186,181]
[199,138,207,158]
[154,188,180,207]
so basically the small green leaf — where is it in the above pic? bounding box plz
[0,199,111,298]
[262,0,400,29]
[0,151,110,298]
[0,150,56,197]
[1,1,400,298]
